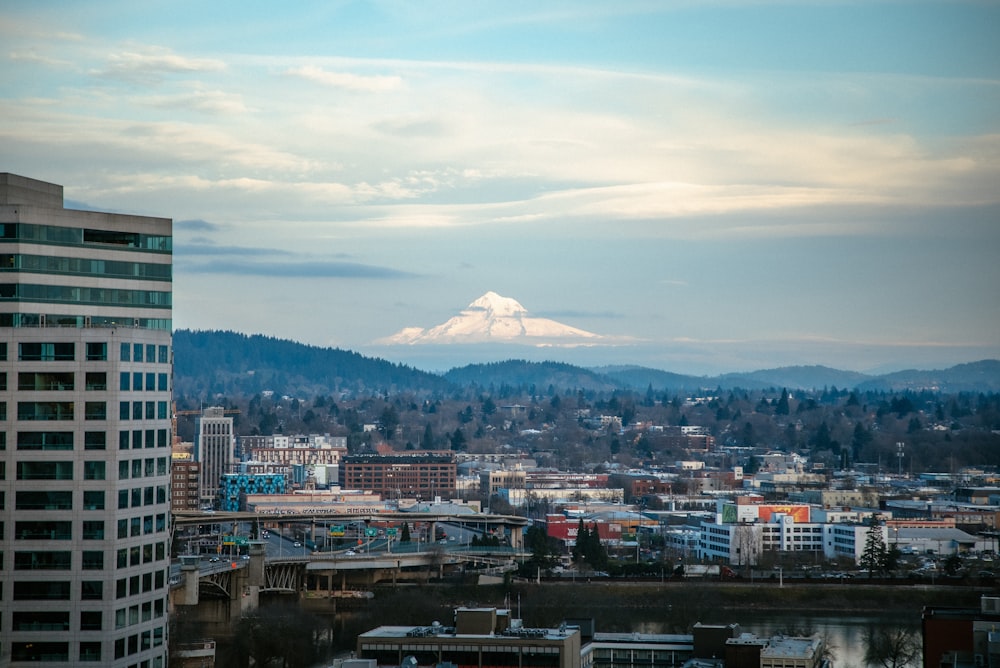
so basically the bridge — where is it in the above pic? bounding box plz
[170,514,529,627]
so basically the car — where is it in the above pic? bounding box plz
[241,554,250,560]
[209,557,220,563]
[293,541,302,547]
[345,550,356,556]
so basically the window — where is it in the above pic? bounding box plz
[120,372,130,390]
[0,371,5,390]
[158,344,169,363]
[120,401,130,420]
[18,401,74,421]
[83,550,104,571]
[157,372,168,391]
[18,341,75,361]
[80,642,102,662]
[146,344,155,361]
[133,343,143,362]
[82,521,104,540]
[145,372,155,391]
[119,431,130,449]
[86,341,107,361]
[17,431,73,450]
[17,460,73,480]
[16,520,71,540]
[18,371,74,390]
[14,550,72,570]
[157,401,168,419]
[85,372,106,390]
[118,519,128,539]
[80,610,103,631]
[81,579,103,599]
[132,401,142,420]
[83,490,105,510]
[83,460,106,480]
[119,460,129,479]
[13,610,70,631]
[14,580,71,599]
[120,342,130,361]
[85,401,106,420]
[12,642,70,662]
[84,431,106,450]
[16,491,72,510]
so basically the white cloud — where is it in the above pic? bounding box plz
[285,65,403,92]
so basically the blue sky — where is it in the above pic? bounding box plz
[2,1,998,375]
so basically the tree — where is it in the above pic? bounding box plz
[421,423,435,450]
[860,517,888,577]
[775,388,790,415]
[863,625,921,668]
[400,522,411,543]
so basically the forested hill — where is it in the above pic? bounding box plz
[172,330,1000,400]
[172,330,449,399]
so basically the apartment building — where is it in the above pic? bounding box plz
[340,453,457,500]
[0,174,172,667]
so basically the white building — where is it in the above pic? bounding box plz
[194,406,235,508]
[1,173,172,667]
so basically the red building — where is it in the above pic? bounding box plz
[340,452,457,500]
[544,514,623,545]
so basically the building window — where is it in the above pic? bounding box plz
[83,461,106,480]
[84,431,106,450]
[80,610,103,631]
[86,341,107,361]
[85,372,106,390]
[82,520,104,540]
[16,520,72,540]
[17,431,73,450]
[83,550,104,571]
[16,460,73,480]
[18,342,75,361]
[14,550,72,570]
[16,491,73,510]
[120,342,130,361]
[18,371,74,390]
[84,402,107,420]
[12,642,70,662]
[79,642,102,662]
[18,401,74,421]
[12,610,70,631]
[13,580,71,600]
[81,579,103,599]
[83,490,105,510]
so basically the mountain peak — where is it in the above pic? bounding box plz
[375,292,603,346]
[469,291,527,318]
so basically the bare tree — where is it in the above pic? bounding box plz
[863,625,921,668]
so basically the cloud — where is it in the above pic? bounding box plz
[182,258,418,279]
[142,90,249,115]
[175,219,223,233]
[92,46,226,85]
[285,65,403,92]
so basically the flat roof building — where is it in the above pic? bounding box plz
[1,174,172,667]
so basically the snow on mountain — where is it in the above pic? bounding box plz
[376,291,604,346]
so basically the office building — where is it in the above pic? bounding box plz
[193,406,235,508]
[341,453,457,500]
[0,174,172,667]
[357,607,581,668]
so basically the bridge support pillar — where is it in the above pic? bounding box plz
[510,525,524,550]
[178,555,200,606]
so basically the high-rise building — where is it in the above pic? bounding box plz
[0,174,172,667]
[193,407,235,509]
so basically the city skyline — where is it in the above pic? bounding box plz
[2,1,998,375]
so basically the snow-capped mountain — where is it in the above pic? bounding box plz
[376,291,604,346]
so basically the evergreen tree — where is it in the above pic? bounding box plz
[775,388,790,415]
[400,523,411,543]
[571,519,587,563]
[860,517,888,577]
[421,423,434,449]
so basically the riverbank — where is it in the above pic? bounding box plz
[350,581,990,636]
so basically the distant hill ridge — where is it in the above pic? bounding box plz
[171,329,1000,398]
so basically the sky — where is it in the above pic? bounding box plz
[2,1,999,376]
